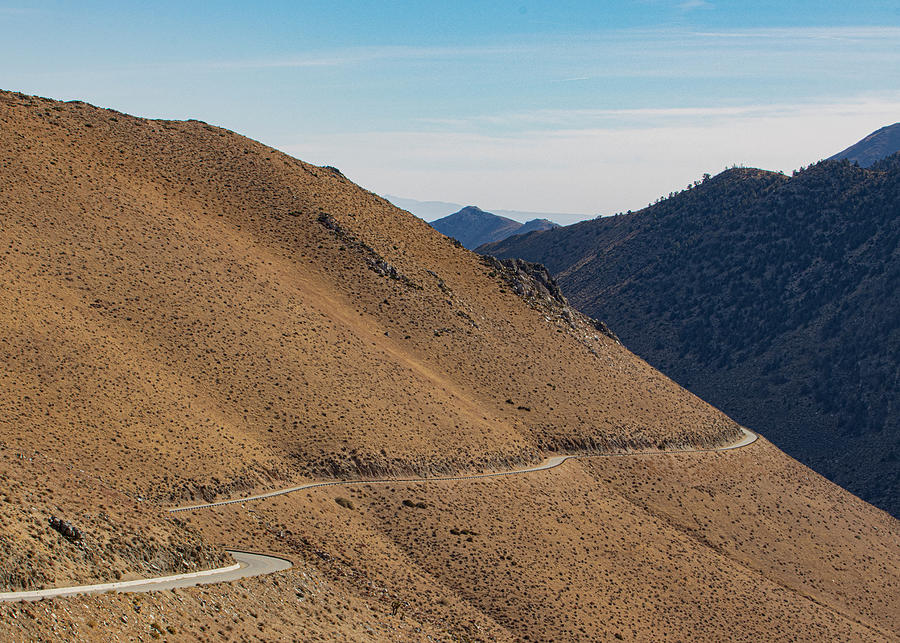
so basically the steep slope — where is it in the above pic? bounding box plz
[1,91,744,506]
[429,205,557,249]
[484,160,900,516]
[0,451,226,593]
[828,122,900,167]
[1,90,898,641]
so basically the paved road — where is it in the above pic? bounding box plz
[1,427,756,602]
[0,551,292,603]
[170,427,758,512]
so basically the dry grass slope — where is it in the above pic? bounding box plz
[0,89,737,504]
[0,90,897,641]
[0,451,225,592]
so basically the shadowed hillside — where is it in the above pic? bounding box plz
[484,159,900,517]
[829,123,900,167]
[429,205,558,249]
[1,90,898,641]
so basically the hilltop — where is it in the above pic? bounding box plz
[0,90,898,641]
[484,159,900,517]
[429,205,558,249]
[385,193,583,227]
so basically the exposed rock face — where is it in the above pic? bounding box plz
[49,516,83,542]
[317,212,420,289]
[482,256,618,342]
[486,257,564,303]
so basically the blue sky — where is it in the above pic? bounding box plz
[2,1,899,222]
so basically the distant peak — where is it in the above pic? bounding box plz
[828,123,900,168]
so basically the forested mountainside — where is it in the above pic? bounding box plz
[484,158,900,516]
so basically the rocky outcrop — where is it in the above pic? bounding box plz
[174,462,290,504]
[534,420,743,454]
[482,256,618,342]
[293,420,742,482]
[48,516,83,542]
[301,448,542,481]
[317,213,421,289]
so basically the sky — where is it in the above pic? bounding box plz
[2,1,899,224]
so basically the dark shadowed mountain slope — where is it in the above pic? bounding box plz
[430,205,558,249]
[484,159,900,516]
[828,123,900,167]
[518,217,560,235]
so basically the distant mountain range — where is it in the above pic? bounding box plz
[828,122,900,167]
[429,205,559,249]
[484,153,900,517]
[384,194,589,227]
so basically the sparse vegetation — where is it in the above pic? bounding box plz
[0,89,897,643]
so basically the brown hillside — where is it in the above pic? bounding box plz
[0,89,737,503]
[0,90,898,641]
[0,450,226,592]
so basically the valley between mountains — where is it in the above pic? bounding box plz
[0,90,898,641]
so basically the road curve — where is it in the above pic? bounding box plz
[0,428,755,603]
[0,551,292,603]
[170,427,758,513]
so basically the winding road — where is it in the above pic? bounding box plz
[1,427,756,602]
[169,427,758,512]
[0,551,292,603]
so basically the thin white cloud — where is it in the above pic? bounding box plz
[199,56,348,71]
[414,93,900,131]
[0,7,40,16]
[195,43,535,72]
[691,26,900,40]
[281,94,900,216]
[68,25,900,77]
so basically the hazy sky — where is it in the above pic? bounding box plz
[3,1,899,223]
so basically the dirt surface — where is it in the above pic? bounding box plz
[0,89,898,641]
[0,451,226,593]
[0,91,739,505]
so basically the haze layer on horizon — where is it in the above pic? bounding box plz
[3,1,899,224]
